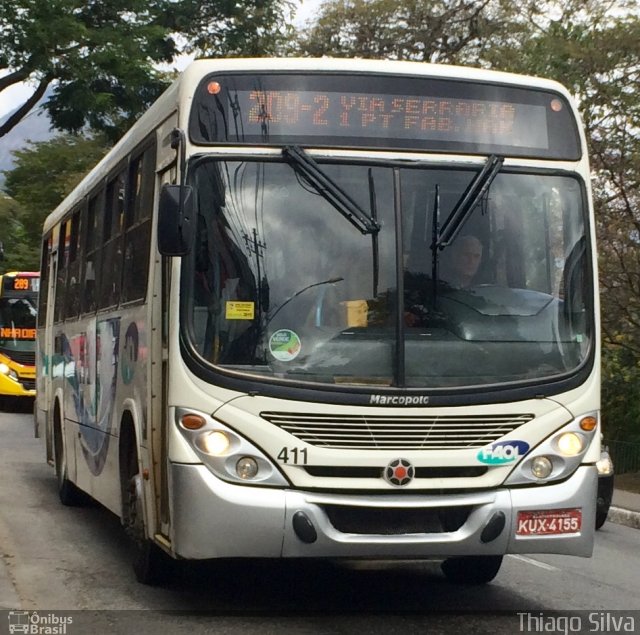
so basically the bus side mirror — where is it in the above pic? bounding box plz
[158,184,194,256]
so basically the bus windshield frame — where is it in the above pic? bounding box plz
[180,155,594,400]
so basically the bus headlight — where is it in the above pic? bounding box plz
[0,363,18,381]
[530,456,553,479]
[175,407,288,486]
[505,411,599,485]
[556,432,584,456]
[196,430,231,456]
[236,457,259,480]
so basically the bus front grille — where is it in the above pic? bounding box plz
[0,349,35,366]
[321,504,474,534]
[304,465,488,479]
[261,412,534,450]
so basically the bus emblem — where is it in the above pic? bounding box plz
[477,440,530,465]
[384,458,414,486]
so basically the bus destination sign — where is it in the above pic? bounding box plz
[190,73,581,159]
[236,89,547,150]
[3,276,39,294]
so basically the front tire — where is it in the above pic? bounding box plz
[121,451,171,585]
[595,510,608,530]
[441,555,503,584]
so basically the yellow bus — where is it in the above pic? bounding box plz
[0,271,38,398]
[37,59,599,586]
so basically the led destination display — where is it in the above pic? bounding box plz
[237,89,547,149]
[190,73,581,159]
[3,276,39,294]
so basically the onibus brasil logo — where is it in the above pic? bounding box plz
[8,611,73,635]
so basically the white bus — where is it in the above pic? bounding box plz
[36,58,600,585]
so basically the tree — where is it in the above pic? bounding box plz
[2,134,111,267]
[0,0,293,142]
[0,193,33,271]
[293,0,520,61]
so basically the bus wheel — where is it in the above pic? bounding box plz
[53,416,86,506]
[441,555,503,585]
[122,457,170,585]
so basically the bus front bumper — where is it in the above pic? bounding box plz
[168,462,596,561]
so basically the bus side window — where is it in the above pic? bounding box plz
[64,208,82,319]
[82,194,102,314]
[100,169,126,309]
[54,219,71,323]
[122,142,155,304]
[38,235,51,326]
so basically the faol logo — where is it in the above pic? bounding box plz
[477,440,530,465]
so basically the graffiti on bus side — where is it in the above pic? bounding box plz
[61,318,120,476]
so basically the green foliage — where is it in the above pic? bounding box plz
[178,0,296,58]
[0,193,34,271]
[2,134,111,267]
[293,0,517,62]
[0,0,292,141]
[602,346,640,445]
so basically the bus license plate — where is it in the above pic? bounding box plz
[516,508,582,536]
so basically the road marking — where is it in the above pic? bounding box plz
[509,554,559,571]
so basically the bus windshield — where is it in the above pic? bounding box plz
[0,296,37,356]
[182,158,591,389]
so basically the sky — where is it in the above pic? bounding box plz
[0,0,326,121]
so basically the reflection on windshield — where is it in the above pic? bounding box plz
[183,159,591,390]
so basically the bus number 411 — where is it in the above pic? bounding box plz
[277,447,308,465]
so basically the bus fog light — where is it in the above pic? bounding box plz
[236,457,259,480]
[531,456,553,479]
[196,431,231,456]
[557,432,583,456]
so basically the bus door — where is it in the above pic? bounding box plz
[43,247,58,459]
[151,114,178,539]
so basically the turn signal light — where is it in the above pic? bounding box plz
[181,414,206,430]
[579,416,597,432]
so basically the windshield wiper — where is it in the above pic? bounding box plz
[433,154,504,250]
[283,145,380,235]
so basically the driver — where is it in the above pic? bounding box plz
[442,234,483,289]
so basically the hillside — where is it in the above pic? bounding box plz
[0,99,57,188]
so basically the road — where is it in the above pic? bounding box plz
[0,403,638,634]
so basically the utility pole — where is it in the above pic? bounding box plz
[243,228,266,316]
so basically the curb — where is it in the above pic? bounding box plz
[608,506,640,530]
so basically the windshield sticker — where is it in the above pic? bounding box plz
[269,329,301,362]
[477,440,530,465]
[225,301,255,320]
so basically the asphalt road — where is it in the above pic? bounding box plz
[0,402,638,635]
